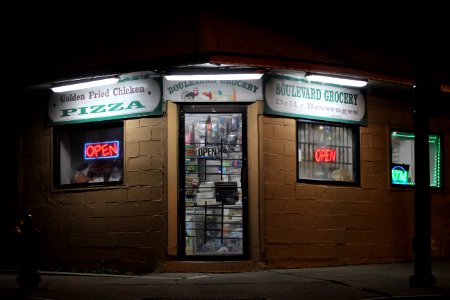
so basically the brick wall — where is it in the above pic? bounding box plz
[262,94,450,268]
[20,96,166,274]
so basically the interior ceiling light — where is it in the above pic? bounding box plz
[305,74,367,87]
[51,76,120,93]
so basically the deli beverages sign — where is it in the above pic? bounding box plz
[48,73,162,125]
[264,74,366,125]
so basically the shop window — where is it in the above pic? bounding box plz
[297,120,359,184]
[54,122,124,187]
[390,131,442,188]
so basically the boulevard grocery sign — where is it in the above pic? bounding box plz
[264,75,366,125]
[48,74,162,125]
[163,78,262,102]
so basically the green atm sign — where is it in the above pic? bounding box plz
[391,165,409,185]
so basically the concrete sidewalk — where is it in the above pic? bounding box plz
[1,262,450,299]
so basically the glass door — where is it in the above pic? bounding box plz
[179,105,248,259]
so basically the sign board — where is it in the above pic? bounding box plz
[391,165,409,185]
[196,146,220,158]
[314,148,336,162]
[48,74,162,125]
[264,74,367,125]
[163,78,262,102]
[84,141,120,160]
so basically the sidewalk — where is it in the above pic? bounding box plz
[1,261,450,299]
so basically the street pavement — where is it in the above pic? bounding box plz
[1,261,450,299]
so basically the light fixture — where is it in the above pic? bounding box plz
[165,73,263,81]
[305,74,367,87]
[51,76,120,93]
[164,66,265,81]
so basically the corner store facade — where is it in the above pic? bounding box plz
[3,12,450,273]
[8,72,449,273]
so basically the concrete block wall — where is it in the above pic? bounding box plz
[429,117,450,259]
[20,97,166,274]
[16,91,449,273]
[262,94,450,268]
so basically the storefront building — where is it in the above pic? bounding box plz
[7,67,448,274]
[3,13,450,274]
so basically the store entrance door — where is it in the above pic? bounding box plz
[179,105,248,259]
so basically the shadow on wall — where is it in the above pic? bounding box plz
[0,202,23,270]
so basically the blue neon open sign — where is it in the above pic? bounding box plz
[84,141,120,160]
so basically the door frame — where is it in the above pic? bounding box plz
[178,104,249,260]
[166,101,262,261]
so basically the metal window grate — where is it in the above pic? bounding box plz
[298,122,354,182]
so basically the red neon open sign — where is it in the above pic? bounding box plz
[314,148,336,162]
[84,141,120,160]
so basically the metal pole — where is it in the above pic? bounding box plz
[409,78,437,288]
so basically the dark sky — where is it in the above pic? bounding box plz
[4,4,450,90]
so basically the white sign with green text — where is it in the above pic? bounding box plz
[163,78,262,102]
[264,75,366,124]
[48,74,162,125]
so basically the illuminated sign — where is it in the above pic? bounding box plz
[314,148,336,162]
[48,74,163,125]
[391,132,441,187]
[85,141,120,160]
[264,74,367,125]
[391,165,409,185]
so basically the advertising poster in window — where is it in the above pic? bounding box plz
[48,73,162,125]
[264,74,367,125]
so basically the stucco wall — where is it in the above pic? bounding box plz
[262,93,450,268]
[20,95,166,274]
